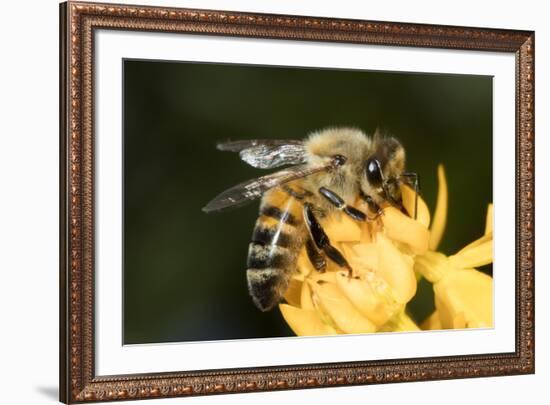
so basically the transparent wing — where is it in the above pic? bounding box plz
[217,139,306,169]
[202,164,328,213]
[216,139,303,152]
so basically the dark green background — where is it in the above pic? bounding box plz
[123,59,492,344]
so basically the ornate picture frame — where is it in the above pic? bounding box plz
[60,1,535,402]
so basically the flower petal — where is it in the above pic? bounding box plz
[421,311,442,330]
[313,282,377,334]
[414,251,448,283]
[344,243,379,277]
[279,304,338,336]
[433,269,493,329]
[295,248,314,280]
[309,271,338,284]
[323,214,362,243]
[300,280,315,311]
[429,165,448,251]
[434,290,465,329]
[375,233,417,304]
[334,270,395,326]
[450,239,493,269]
[400,183,430,228]
[457,232,492,255]
[381,207,430,254]
[380,311,420,332]
[485,203,493,235]
[284,278,302,307]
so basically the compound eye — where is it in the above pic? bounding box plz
[332,154,347,166]
[366,158,383,187]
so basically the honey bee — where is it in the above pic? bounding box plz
[203,127,418,311]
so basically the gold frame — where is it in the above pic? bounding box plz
[59,1,535,402]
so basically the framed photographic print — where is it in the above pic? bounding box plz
[59,1,535,402]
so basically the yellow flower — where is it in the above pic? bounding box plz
[416,173,494,330]
[279,164,493,336]
[279,181,431,336]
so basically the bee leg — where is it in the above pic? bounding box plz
[303,203,353,275]
[398,172,420,220]
[318,187,367,222]
[359,192,385,222]
[305,239,327,272]
[282,184,313,200]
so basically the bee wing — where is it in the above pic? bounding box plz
[217,139,306,169]
[202,164,328,213]
[216,139,303,152]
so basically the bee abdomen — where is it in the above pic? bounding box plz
[247,241,290,270]
[246,227,294,311]
[251,226,292,248]
[246,267,289,312]
[247,212,303,310]
[246,191,304,311]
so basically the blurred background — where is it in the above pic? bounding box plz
[123,59,492,344]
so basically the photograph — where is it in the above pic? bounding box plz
[58,2,535,402]
[123,60,493,344]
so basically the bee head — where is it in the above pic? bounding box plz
[304,127,371,200]
[360,135,406,204]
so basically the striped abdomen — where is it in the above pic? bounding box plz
[246,187,305,311]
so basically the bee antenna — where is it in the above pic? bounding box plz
[398,172,420,220]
